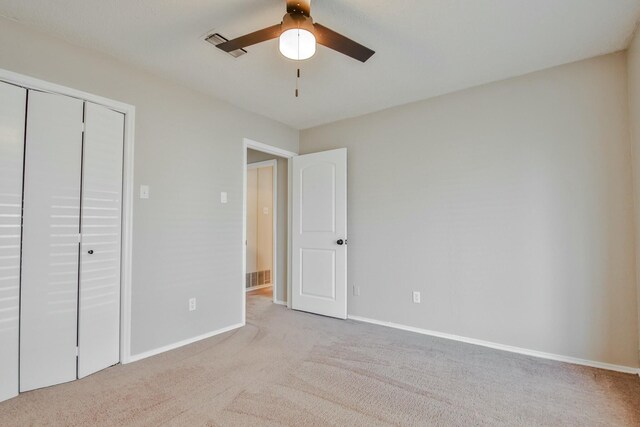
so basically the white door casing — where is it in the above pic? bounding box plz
[77,102,124,378]
[20,90,84,391]
[291,149,347,319]
[0,82,26,402]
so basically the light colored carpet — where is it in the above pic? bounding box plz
[1,292,639,426]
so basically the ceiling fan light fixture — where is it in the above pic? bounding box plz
[279,28,316,60]
[215,1,374,63]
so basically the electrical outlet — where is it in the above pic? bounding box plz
[189,298,197,311]
[139,185,150,199]
[353,285,360,296]
[412,291,421,304]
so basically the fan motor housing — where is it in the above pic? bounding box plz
[282,13,314,34]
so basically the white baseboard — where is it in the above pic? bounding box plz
[246,284,272,292]
[274,300,287,306]
[124,322,244,363]
[347,315,640,375]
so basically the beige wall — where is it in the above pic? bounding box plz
[248,149,288,303]
[246,168,258,275]
[0,18,298,356]
[256,167,274,275]
[627,29,640,364]
[301,53,639,368]
[246,164,274,288]
[246,166,273,273]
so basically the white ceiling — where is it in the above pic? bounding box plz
[1,1,639,129]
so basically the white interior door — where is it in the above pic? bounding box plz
[20,90,84,392]
[291,148,347,319]
[78,102,124,378]
[0,81,26,402]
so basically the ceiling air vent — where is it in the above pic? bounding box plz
[205,33,247,58]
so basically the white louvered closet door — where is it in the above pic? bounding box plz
[20,90,84,392]
[0,82,26,402]
[78,102,124,378]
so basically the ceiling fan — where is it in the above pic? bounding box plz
[216,0,375,62]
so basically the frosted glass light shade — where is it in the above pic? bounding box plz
[279,28,316,60]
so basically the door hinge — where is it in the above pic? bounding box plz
[77,233,82,243]
[76,347,79,357]
[81,122,86,133]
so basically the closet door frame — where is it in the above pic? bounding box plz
[0,67,136,364]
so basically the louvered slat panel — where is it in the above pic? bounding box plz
[77,102,124,378]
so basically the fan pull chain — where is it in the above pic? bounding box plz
[295,68,300,97]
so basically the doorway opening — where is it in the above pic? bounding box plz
[246,159,276,299]
[242,139,347,323]
[242,139,296,322]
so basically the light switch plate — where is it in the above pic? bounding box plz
[220,192,228,204]
[413,291,421,304]
[140,185,150,199]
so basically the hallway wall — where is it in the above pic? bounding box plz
[248,149,288,303]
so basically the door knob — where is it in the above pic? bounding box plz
[88,250,94,255]
[336,239,344,246]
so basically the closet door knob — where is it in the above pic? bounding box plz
[87,250,94,255]
[336,239,344,246]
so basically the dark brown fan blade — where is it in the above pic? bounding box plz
[216,24,282,52]
[313,23,375,63]
[287,0,311,17]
